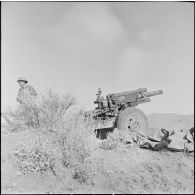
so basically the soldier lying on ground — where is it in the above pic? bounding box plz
[140,127,194,153]
[140,128,174,151]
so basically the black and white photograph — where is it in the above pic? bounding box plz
[1,1,194,194]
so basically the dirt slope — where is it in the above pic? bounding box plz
[1,113,194,194]
[1,126,194,194]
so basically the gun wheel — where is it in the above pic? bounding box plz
[117,107,148,135]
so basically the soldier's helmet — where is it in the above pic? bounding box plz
[17,77,28,83]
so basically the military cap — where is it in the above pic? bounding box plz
[17,77,28,83]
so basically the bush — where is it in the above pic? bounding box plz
[57,107,97,183]
[5,90,76,131]
[11,90,97,185]
[13,143,56,176]
[38,90,76,131]
[99,129,140,151]
[100,130,122,150]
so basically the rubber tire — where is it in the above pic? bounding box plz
[117,107,149,135]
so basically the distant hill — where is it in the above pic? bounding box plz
[148,113,194,130]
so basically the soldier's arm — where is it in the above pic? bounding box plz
[28,85,37,96]
[17,89,23,104]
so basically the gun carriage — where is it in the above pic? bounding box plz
[90,88,163,138]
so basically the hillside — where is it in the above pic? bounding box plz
[1,109,194,194]
[1,128,194,194]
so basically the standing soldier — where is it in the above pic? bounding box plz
[17,77,37,105]
[16,77,39,128]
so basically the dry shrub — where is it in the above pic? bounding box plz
[5,90,76,132]
[2,107,28,132]
[100,130,122,150]
[12,131,61,176]
[100,129,140,151]
[13,144,56,176]
[38,90,76,131]
[57,107,97,183]
[11,90,98,185]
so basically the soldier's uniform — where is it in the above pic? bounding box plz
[16,77,39,128]
[16,77,37,105]
[17,84,37,105]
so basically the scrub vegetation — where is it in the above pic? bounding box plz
[1,90,194,194]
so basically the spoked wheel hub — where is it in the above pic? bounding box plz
[127,114,145,133]
[117,107,149,135]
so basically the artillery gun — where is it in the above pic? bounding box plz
[90,88,163,139]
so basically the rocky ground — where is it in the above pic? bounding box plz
[1,120,194,194]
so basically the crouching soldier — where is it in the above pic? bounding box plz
[16,77,39,128]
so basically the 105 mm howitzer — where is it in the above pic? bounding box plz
[91,88,163,138]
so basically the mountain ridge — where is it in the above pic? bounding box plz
[147,113,194,130]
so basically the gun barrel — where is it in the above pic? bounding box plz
[137,97,151,104]
[114,88,147,97]
[137,90,163,99]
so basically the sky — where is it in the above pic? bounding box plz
[1,2,194,115]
